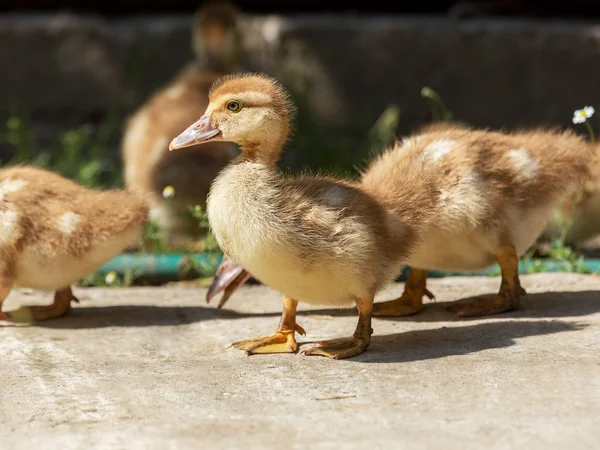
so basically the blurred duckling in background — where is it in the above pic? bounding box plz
[170,73,591,359]
[0,167,148,322]
[122,1,240,238]
[543,151,600,252]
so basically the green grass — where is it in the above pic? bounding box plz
[0,112,123,189]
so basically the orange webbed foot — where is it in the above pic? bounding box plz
[373,268,431,317]
[233,324,305,355]
[8,287,77,322]
[302,336,370,359]
[447,245,524,318]
[232,297,305,355]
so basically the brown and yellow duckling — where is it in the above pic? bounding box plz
[0,166,148,322]
[363,123,590,317]
[170,73,591,359]
[122,1,240,237]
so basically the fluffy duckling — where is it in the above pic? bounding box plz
[362,122,591,318]
[0,166,148,321]
[170,74,412,359]
[122,1,239,236]
[169,74,591,359]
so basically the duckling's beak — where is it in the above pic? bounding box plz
[206,254,251,309]
[169,114,220,150]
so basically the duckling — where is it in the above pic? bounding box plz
[170,73,413,359]
[0,166,148,321]
[169,74,590,358]
[122,1,239,237]
[362,123,591,318]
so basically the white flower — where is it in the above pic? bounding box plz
[105,271,117,285]
[162,185,175,199]
[573,106,595,124]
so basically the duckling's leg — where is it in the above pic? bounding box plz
[0,276,14,321]
[8,287,79,322]
[232,296,305,354]
[372,268,433,316]
[302,296,373,359]
[447,245,525,318]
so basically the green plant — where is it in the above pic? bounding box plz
[421,87,453,122]
[0,111,123,189]
[366,105,401,157]
[548,239,590,273]
[188,204,219,251]
[140,221,170,253]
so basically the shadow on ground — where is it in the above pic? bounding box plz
[300,291,600,322]
[1,305,281,329]
[1,291,598,330]
[347,319,585,364]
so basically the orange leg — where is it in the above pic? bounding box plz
[233,296,305,355]
[447,245,526,318]
[372,268,433,317]
[302,296,373,359]
[8,287,79,322]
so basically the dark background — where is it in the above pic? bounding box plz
[2,0,600,180]
[2,1,600,17]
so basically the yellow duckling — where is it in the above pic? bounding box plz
[0,166,148,321]
[170,74,410,359]
[170,74,591,359]
[122,1,239,237]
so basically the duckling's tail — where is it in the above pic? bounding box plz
[192,1,240,73]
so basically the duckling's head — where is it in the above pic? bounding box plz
[192,1,240,72]
[169,73,295,163]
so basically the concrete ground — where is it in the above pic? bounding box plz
[1,273,599,449]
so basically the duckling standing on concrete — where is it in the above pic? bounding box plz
[364,123,591,318]
[0,167,148,321]
[170,74,591,358]
[170,74,411,359]
[122,1,240,237]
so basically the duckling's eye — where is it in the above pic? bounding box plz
[226,101,241,112]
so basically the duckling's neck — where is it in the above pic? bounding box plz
[237,142,281,166]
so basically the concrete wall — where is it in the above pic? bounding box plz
[1,13,599,157]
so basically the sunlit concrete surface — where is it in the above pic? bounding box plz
[1,273,599,449]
